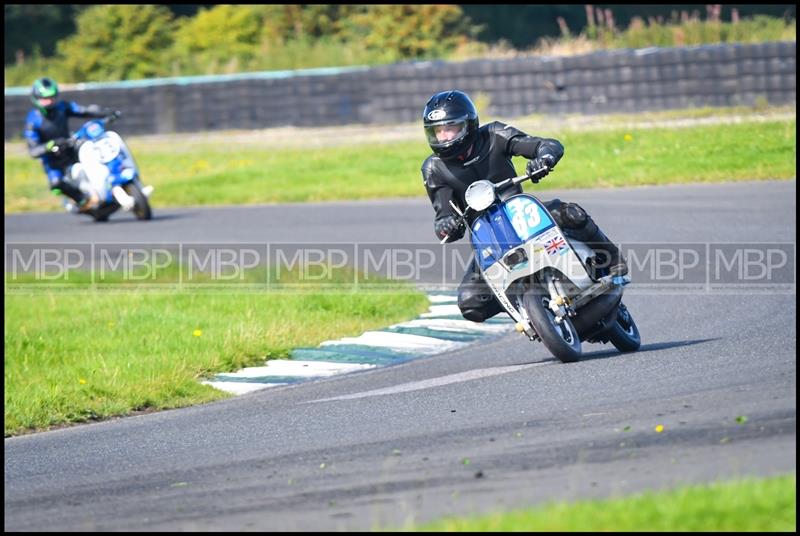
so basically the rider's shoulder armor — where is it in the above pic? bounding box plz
[421,153,462,192]
[485,120,525,140]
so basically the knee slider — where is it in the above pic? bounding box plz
[561,203,598,237]
[560,203,588,228]
[543,198,563,213]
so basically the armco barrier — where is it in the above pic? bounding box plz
[4,42,795,140]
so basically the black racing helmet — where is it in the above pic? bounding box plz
[422,90,479,160]
[31,77,59,113]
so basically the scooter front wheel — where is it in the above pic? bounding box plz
[522,288,582,363]
[123,182,152,220]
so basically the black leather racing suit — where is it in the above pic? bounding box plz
[24,101,109,204]
[422,121,605,322]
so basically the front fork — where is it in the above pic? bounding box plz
[515,272,574,336]
[112,180,154,211]
[542,271,576,325]
[482,269,576,341]
[111,185,135,210]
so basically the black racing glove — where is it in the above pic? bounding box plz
[526,153,557,183]
[435,214,465,242]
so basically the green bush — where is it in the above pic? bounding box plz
[569,14,796,52]
[57,5,176,82]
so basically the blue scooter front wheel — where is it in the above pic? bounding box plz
[522,287,582,363]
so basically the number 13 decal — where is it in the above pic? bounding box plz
[511,202,541,232]
[523,203,541,228]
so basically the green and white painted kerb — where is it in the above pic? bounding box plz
[203,294,513,395]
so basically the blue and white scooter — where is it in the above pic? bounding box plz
[441,165,641,363]
[63,114,154,222]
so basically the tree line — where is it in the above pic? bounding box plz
[4,4,796,86]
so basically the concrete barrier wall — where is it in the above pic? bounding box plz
[5,41,795,140]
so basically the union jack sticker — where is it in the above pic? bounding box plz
[544,236,568,256]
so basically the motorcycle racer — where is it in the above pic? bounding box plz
[24,77,120,212]
[421,90,628,322]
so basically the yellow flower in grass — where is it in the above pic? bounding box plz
[193,329,203,337]
[190,160,210,173]
[624,133,633,142]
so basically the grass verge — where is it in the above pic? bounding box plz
[4,113,795,213]
[4,266,429,436]
[401,473,796,532]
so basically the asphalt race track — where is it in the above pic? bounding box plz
[4,180,796,531]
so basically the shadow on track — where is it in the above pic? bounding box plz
[507,338,720,367]
[580,338,721,362]
[76,212,189,225]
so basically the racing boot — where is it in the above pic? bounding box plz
[586,228,628,278]
[547,200,628,278]
[457,260,504,322]
[77,191,100,213]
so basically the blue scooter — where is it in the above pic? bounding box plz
[61,113,154,222]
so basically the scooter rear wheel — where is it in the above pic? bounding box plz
[606,302,641,353]
[522,288,582,363]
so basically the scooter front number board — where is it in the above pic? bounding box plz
[470,194,557,271]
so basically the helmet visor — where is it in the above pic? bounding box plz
[424,115,468,149]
